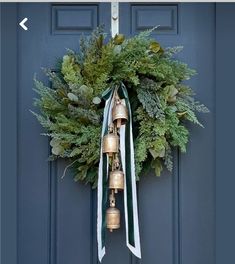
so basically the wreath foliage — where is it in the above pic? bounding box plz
[32,27,209,187]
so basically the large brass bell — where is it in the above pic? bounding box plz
[109,170,124,193]
[112,99,128,128]
[106,192,120,232]
[102,131,119,157]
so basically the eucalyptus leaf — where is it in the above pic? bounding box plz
[79,84,93,97]
[167,96,177,103]
[52,145,64,155]
[67,92,78,102]
[113,34,125,45]
[149,149,158,159]
[92,96,101,105]
[149,147,165,159]
[149,41,161,53]
[79,84,90,93]
[169,87,178,98]
[113,45,122,55]
[151,159,163,177]
[158,148,166,158]
[50,138,61,147]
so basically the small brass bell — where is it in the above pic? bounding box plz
[106,207,120,232]
[109,170,124,193]
[102,133,119,157]
[112,99,128,128]
[106,192,120,232]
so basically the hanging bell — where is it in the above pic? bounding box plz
[112,99,128,128]
[106,191,120,232]
[109,170,124,193]
[102,133,119,157]
[106,207,120,232]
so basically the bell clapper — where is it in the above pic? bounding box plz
[113,154,120,169]
[109,191,115,232]
[110,190,115,207]
[109,123,114,134]
[114,156,120,194]
[113,122,118,136]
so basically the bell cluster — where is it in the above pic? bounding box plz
[102,92,128,232]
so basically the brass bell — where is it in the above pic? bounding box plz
[102,133,119,157]
[106,207,120,232]
[109,170,124,193]
[112,99,128,128]
[106,192,120,232]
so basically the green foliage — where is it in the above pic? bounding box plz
[137,87,164,119]
[61,55,83,85]
[32,27,209,186]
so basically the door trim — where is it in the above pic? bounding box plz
[1,3,18,264]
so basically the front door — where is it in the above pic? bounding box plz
[2,3,215,264]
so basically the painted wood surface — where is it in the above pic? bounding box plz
[1,3,222,264]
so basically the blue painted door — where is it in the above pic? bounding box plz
[1,3,215,264]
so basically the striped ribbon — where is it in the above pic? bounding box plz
[97,83,141,262]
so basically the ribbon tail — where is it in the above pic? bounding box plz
[97,87,115,262]
[119,84,141,259]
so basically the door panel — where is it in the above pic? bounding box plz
[120,3,215,264]
[15,3,215,264]
[17,4,110,264]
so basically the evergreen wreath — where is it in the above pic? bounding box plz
[32,27,209,187]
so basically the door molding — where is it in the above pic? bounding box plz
[1,3,18,264]
[215,4,235,264]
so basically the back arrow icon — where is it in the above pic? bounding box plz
[19,18,28,31]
